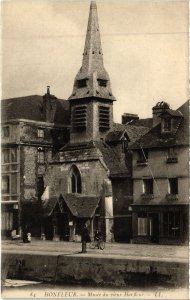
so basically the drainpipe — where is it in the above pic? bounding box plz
[90,218,94,241]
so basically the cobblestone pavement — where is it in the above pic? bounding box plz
[2,240,188,262]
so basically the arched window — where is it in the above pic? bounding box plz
[70,165,82,193]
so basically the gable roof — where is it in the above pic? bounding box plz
[62,193,100,218]
[130,100,189,149]
[1,95,70,125]
[42,196,59,216]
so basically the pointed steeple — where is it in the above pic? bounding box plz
[69,1,115,101]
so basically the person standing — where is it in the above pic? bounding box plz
[81,224,90,253]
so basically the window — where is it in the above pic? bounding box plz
[73,106,87,130]
[168,178,178,195]
[2,149,10,164]
[163,212,180,237]
[2,126,10,138]
[11,148,17,163]
[167,148,178,163]
[2,148,17,164]
[138,213,148,236]
[38,128,44,138]
[37,149,45,163]
[97,79,107,87]
[143,178,153,194]
[137,149,148,164]
[99,106,110,131]
[70,165,82,193]
[37,176,45,200]
[163,117,172,132]
[121,135,128,153]
[2,176,10,194]
[77,79,87,88]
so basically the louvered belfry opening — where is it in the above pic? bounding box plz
[99,106,110,131]
[73,105,87,131]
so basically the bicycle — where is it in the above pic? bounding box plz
[89,238,105,250]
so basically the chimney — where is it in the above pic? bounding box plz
[152,101,170,126]
[47,85,50,95]
[122,113,139,124]
[42,86,57,123]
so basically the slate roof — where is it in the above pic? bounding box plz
[42,193,100,218]
[69,2,115,102]
[59,144,100,163]
[161,109,183,118]
[105,130,124,142]
[1,95,70,125]
[62,193,100,218]
[106,123,150,145]
[42,196,59,216]
[130,101,189,149]
[95,141,130,177]
[129,118,153,128]
[58,123,149,177]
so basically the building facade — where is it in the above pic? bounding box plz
[1,91,69,238]
[1,1,188,245]
[130,101,189,245]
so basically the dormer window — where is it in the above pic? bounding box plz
[97,79,107,87]
[163,117,172,132]
[121,133,129,153]
[77,79,87,88]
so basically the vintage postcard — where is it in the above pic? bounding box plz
[1,0,189,299]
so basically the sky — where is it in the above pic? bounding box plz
[1,0,188,123]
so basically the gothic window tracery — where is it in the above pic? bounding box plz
[70,165,82,193]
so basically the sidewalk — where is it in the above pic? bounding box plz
[2,239,188,263]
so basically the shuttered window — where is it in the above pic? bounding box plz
[138,217,148,236]
[2,212,13,230]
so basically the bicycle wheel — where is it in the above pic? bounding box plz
[89,241,96,249]
[99,240,105,250]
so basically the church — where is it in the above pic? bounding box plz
[41,1,151,242]
[1,1,188,244]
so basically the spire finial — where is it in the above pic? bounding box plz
[47,86,50,95]
[69,1,115,101]
[90,1,97,9]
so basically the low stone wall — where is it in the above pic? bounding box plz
[2,252,188,288]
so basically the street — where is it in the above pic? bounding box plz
[2,240,188,263]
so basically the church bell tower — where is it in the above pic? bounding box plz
[69,1,116,144]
